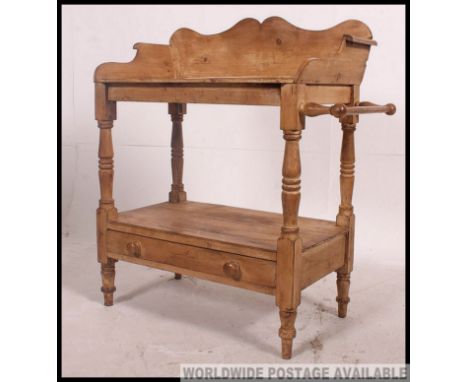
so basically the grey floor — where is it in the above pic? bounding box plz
[62,237,405,377]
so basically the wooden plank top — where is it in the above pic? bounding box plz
[95,17,375,86]
[108,201,348,260]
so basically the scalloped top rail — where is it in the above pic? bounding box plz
[94,17,376,85]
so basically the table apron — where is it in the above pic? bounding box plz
[107,83,352,106]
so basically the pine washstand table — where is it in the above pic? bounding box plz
[94,17,396,359]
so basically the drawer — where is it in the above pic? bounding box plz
[106,230,276,293]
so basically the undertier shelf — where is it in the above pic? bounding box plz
[108,201,348,261]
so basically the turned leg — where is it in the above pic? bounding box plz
[276,86,304,360]
[279,308,298,359]
[168,103,187,203]
[97,120,118,304]
[96,83,118,304]
[101,259,117,306]
[336,119,356,317]
[336,271,351,318]
[276,129,302,359]
[168,104,187,279]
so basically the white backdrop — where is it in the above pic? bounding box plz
[62,4,405,265]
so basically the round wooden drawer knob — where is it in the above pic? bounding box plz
[126,240,142,258]
[223,261,241,281]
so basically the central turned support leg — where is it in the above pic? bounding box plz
[336,120,356,318]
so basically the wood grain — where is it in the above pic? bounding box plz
[108,83,281,105]
[168,103,187,203]
[336,122,356,227]
[107,230,276,292]
[94,17,373,85]
[93,17,395,360]
[300,235,346,289]
[107,201,347,261]
[108,83,352,106]
[335,115,357,319]
[276,126,303,359]
[100,259,116,306]
[95,83,118,271]
[336,271,351,318]
[108,252,275,295]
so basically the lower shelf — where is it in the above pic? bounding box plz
[106,201,348,294]
[107,201,347,261]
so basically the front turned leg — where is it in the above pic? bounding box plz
[276,85,305,359]
[336,271,351,318]
[279,308,297,359]
[276,127,303,359]
[101,259,116,306]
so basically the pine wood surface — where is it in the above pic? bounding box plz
[95,17,373,85]
[94,17,396,359]
[107,201,348,261]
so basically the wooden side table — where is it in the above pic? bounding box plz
[94,17,396,359]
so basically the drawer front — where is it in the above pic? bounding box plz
[107,230,276,290]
